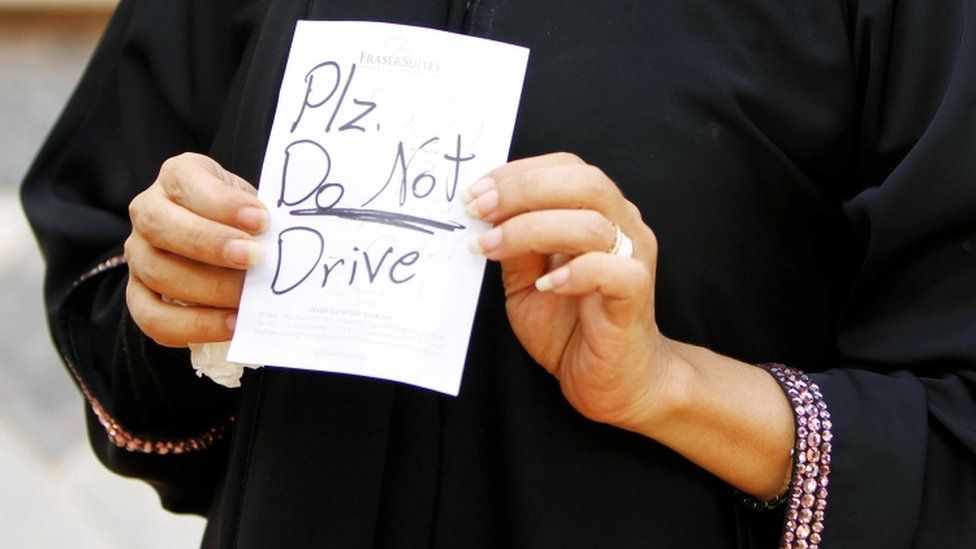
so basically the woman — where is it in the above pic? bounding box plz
[22,0,976,547]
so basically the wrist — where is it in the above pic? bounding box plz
[614,335,698,439]
[621,338,797,500]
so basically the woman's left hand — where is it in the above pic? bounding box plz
[464,152,677,431]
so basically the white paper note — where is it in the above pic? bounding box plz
[227,21,529,395]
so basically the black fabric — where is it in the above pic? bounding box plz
[22,0,242,512]
[21,0,976,547]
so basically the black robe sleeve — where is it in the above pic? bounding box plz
[20,0,244,515]
[808,2,976,546]
[18,0,976,543]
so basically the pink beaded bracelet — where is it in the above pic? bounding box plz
[746,363,833,549]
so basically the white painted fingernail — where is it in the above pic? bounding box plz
[238,206,269,234]
[225,312,238,332]
[460,176,495,205]
[465,189,499,220]
[224,239,263,267]
[535,266,570,292]
[468,227,502,255]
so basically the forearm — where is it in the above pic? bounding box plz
[623,338,795,500]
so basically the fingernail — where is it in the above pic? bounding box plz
[465,189,499,220]
[224,238,263,267]
[460,177,495,205]
[535,266,570,292]
[238,206,269,233]
[468,227,502,255]
[225,312,238,333]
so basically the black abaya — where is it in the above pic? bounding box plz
[21,1,976,547]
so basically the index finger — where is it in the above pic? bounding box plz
[460,152,584,203]
[486,152,585,181]
[463,163,628,226]
[158,153,268,234]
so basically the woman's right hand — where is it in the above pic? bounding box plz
[124,153,267,347]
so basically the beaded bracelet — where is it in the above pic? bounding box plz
[743,364,833,549]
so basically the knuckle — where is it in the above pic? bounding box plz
[139,304,161,333]
[160,167,188,205]
[160,153,194,182]
[643,226,659,256]
[136,256,164,293]
[176,151,206,163]
[632,261,653,289]
[133,202,159,241]
[128,189,163,238]
[159,155,180,177]
[554,151,584,165]
[173,151,207,169]
[189,151,219,169]
[626,201,643,223]
[124,275,137,306]
[131,303,161,340]
[577,165,613,199]
[122,235,136,262]
[181,152,227,182]
[127,193,144,224]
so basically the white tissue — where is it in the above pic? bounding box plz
[188,341,262,388]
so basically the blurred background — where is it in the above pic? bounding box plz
[0,1,206,546]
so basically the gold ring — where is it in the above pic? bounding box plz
[607,224,634,258]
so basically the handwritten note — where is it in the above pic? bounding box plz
[227,21,529,395]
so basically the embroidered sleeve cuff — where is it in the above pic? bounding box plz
[755,363,834,549]
[66,255,235,454]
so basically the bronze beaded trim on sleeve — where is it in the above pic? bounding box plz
[64,254,235,454]
[72,254,127,287]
